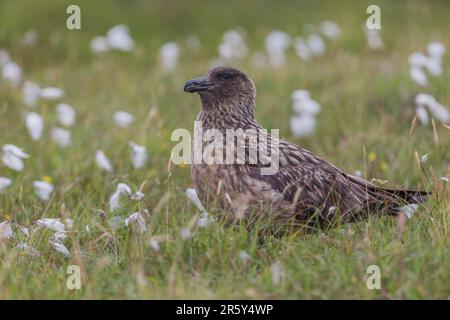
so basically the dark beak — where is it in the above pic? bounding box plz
[183,77,214,93]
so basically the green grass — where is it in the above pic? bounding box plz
[0,0,449,299]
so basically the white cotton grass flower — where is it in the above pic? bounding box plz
[364,27,384,50]
[197,212,215,228]
[238,250,251,264]
[109,216,124,230]
[149,238,160,252]
[270,262,283,286]
[40,87,64,100]
[90,36,109,54]
[290,114,317,137]
[401,204,419,219]
[51,127,71,147]
[131,191,144,201]
[2,62,22,87]
[109,183,132,212]
[159,42,180,71]
[113,111,135,128]
[440,177,449,183]
[420,153,429,163]
[180,227,192,240]
[56,103,76,127]
[185,188,207,213]
[128,141,148,169]
[106,24,134,52]
[218,30,248,61]
[22,29,38,46]
[0,177,12,193]
[415,93,449,124]
[36,218,72,233]
[25,112,44,141]
[49,237,70,257]
[33,180,54,201]
[22,81,41,108]
[415,105,429,125]
[409,52,442,76]
[307,34,326,56]
[409,66,428,87]
[290,90,321,137]
[294,37,313,62]
[95,150,113,173]
[125,210,148,234]
[0,49,11,66]
[265,30,291,68]
[427,42,445,62]
[1,144,29,172]
[319,21,342,39]
[0,220,14,240]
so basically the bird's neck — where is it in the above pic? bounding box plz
[197,98,257,131]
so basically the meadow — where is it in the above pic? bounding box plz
[0,0,449,299]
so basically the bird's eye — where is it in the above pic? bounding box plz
[220,73,233,80]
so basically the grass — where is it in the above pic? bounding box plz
[0,0,449,299]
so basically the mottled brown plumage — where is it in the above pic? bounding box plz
[184,66,427,225]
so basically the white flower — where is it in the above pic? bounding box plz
[95,150,113,172]
[149,238,160,252]
[159,42,180,71]
[415,93,449,124]
[1,144,29,172]
[265,30,291,67]
[320,21,341,39]
[90,36,109,54]
[40,87,64,100]
[25,112,44,141]
[440,177,449,183]
[427,42,445,62]
[125,210,148,234]
[22,81,41,108]
[106,25,134,52]
[0,49,11,66]
[0,220,14,240]
[49,238,70,257]
[113,111,135,128]
[128,141,148,169]
[56,103,76,126]
[180,227,192,240]
[0,177,12,193]
[33,180,54,201]
[270,262,283,286]
[364,27,384,50]
[197,212,215,228]
[238,251,251,264]
[22,29,38,46]
[293,98,321,115]
[51,127,71,147]
[185,188,207,212]
[401,204,418,219]
[420,153,428,163]
[307,34,326,56]
[110,216,124,230]
[218,30,248,61]
[415,105,429,125]
[294,37,313,62]
[109,183,132,211]
[409,66,428,86]
[290,114,316,137]
[2,62,22,86]
[131,191,144,201]
[36,218,71,233]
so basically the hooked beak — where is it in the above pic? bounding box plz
[183,77,214,93]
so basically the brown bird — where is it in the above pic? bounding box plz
[184,66,428,228]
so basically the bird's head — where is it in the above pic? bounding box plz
[184,66,256,110]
